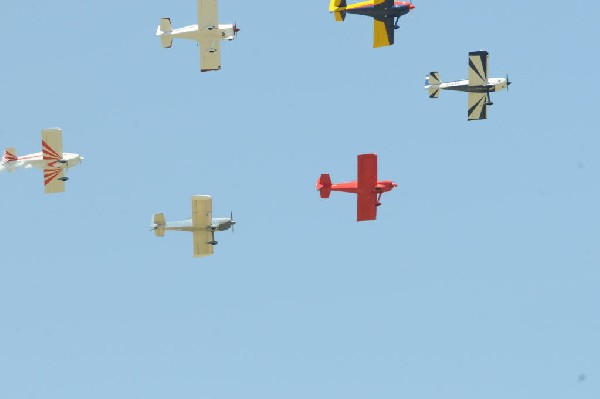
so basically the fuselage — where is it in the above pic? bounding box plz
[161,217,235,233]
[425,77,509,93]
[330,180,397,194]
[168,24,238,42]
[3,152,83,171]
[342,1,415,18]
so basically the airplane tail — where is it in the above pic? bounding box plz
[1,147,17,164]
[316,174,332,199]
[329,0,347,20]
[151,213,166,237]
[156,18,173,48]
[426,72,441,98]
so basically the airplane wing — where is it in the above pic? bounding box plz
[191,195,213,257]
[198,0,218,29]
[373,17,395,48]
[357,153,377,190]
[468,50,489,87]
[41,128,63,161]
[357,153,378,221]
[357,191,378,221]
[44,168,65,194]
[199,40,221,72]
[468,92,488,121]
[193,230,214,257]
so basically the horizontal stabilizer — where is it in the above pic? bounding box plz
[317,174,332,198]
[2,147,17,164]
[427,72,441,85]
[429,87,440,98]
[158,18,172,33]
[152,212,166,237]
[160,35,173,48]
[334,11,346,21]
[157,18,173,48]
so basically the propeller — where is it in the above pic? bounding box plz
[230,211,236,233]
[233,22,240,33]
[506,73,512,91]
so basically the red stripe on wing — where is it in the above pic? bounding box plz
[44,169,61,185]
[42,140,60,160]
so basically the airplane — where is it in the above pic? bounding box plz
[156,0,239,72]
[1,128,84,194]
[329,0,415,48]
[424,50,512,121]
[316,153,398,221]
[150,195,236,258]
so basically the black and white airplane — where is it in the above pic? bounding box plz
[424,51,511,121]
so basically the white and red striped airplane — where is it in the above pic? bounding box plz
[1,128,84,194]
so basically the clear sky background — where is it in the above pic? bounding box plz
[1,0,598,398]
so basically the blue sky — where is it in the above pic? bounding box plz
[1,0,598,398]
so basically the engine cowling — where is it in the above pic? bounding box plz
[218,24,238,41]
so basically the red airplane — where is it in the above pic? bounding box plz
[316,153,398,221]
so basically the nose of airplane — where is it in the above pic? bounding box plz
[409,3,415,9]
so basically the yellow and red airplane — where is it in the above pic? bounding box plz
[329,0,415,48]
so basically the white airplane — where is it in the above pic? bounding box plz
[151,195,236,258]
[424,51,511,121]
[156,0,239,72]
[1,128,84,194]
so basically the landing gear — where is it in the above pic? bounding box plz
[58,176,69,182]
[394,16,400,29]
[485,92,494,106]
[208,231,218,246]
